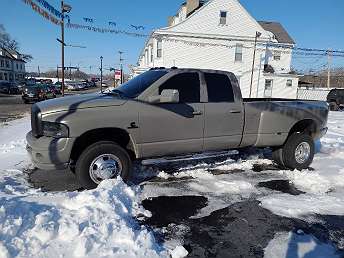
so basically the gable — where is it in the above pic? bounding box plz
[161,0,269,39]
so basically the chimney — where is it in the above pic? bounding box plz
[186,0,200,16]
[168,16,174,26]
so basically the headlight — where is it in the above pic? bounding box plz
[42,121,69,138]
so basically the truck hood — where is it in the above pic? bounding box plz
[36,93,127,114]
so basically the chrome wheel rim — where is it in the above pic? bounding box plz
[89,154,122,184]
[295,142,311,164]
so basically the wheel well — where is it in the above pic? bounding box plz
[70,128,136,164]
[288,119,318,138]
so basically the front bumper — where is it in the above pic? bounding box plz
[26,131,75,170]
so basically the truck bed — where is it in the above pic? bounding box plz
[240,98,329,148]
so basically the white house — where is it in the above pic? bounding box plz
[0,48,26,83]
[132,0,299,98]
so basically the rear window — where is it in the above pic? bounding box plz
[204,73,234,102]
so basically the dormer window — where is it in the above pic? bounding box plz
[220,11,227,25]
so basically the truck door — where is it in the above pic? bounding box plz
[138,72,205,158]
[203,72,244,151]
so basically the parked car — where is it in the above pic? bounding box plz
[0,82,20,95]
[66,81,86,91]
[22,84,56,103]
[327,89,344,111]
[26,68,329,189]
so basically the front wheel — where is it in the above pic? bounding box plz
[75,141,132,189]
[272,133,315,170]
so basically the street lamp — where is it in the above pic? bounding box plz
[60,1,72,97]
[100,56,103,93]
[249,31,262,98]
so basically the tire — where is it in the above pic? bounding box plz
[75,141,132,189]
[23,100,29,104]
[272,133,314,170]
[329,102,339,111]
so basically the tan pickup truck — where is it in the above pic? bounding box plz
[26,68,329,189]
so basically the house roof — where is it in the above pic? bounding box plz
[258,21,295,44]
[0,47,26,62]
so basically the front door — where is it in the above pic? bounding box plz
[139,72,204,158]
[203,72,244,151]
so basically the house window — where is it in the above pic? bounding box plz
[5,60,10,68]
[273,51,281,61]
[235,44,243,62]
[0,73,3,80]
[150,45,154,62]
[286,79,293,87]
[264,79,273,97]
[0,60,4,67]
[157,39,162,58]
[4,73,8,81]
[16,63,19,70]
[220,11,227,25]
[145,49,148,65]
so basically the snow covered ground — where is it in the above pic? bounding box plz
[1,112,344,257]
[0,117,170,258]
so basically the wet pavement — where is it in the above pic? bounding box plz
[142,198,344,258]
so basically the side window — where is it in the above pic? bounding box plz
[286,79,293,87]
[204,73,234,102]
[159,73,200,103]
[220,11,227,25]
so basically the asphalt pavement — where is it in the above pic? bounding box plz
[0,87,100,122]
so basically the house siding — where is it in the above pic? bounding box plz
[133,0,299,99]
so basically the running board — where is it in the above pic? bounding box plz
[141,150,239,166]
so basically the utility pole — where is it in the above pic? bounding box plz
[56,65,59,81]
[60,1,72,96]
[119,51,124,84]
[327,49,332,89]
[100,56,103,93]
[38,66,40,77]
[69,61,72,80]
[249,31,261,98]
[61,0,65,96]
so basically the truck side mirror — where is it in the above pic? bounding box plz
[160,89,179,103]
[148,89,180,103]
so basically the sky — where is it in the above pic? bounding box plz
[1,0,344,74]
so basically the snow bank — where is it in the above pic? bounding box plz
[0,117,167,258]
[264,231,341,258]
[0,179,164,258]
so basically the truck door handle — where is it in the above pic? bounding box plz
[192,110,203,116]
[229,110,241,114]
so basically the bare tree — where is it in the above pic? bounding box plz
[0,24,32,62]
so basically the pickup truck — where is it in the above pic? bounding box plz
[26,68,329,189]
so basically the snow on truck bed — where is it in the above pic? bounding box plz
[0,112,344,258]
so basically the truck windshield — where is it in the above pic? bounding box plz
[112,70,168,98]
